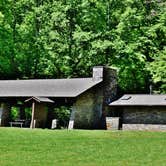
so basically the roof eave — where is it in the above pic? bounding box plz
[109,104,166,107]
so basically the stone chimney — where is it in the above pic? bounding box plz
[101,67,117,128]
[70,66,117,129]
[102,66,117,103]
[93,66,117,101]
[96,66,117,128]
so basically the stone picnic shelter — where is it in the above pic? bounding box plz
[0,66,117,129]
[0,66,165,131]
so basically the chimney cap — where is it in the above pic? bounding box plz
[93,66,103,81]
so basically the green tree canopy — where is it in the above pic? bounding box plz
[0,0,165,93]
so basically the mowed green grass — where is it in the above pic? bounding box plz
[0,128,166,166]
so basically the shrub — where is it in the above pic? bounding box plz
[11,107,19,120]
[53,106,71,128]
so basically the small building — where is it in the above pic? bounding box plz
[109,94,166,131]
[0,66,117,129]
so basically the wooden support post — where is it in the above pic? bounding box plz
[30,101,35,129]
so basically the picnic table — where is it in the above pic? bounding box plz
[9,120,25,128]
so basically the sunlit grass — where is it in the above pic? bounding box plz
[0,128,166,166]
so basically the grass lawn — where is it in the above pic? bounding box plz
[0,128,166,166]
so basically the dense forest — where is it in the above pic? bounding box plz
[0,0,165,93]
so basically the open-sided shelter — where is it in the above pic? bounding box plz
[0,66,117,129]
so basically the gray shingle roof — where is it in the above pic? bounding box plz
[109,94,166,106]
[0,78,102,97]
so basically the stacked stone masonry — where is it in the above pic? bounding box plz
[123,124,166,131]
[73,66,117,129]
[123,106,166,130]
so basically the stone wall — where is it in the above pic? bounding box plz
[123,124,166,131]
[123,106,166,124]
[123,106,166,130]
[72,66,117,129]
[73,85,103,129]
